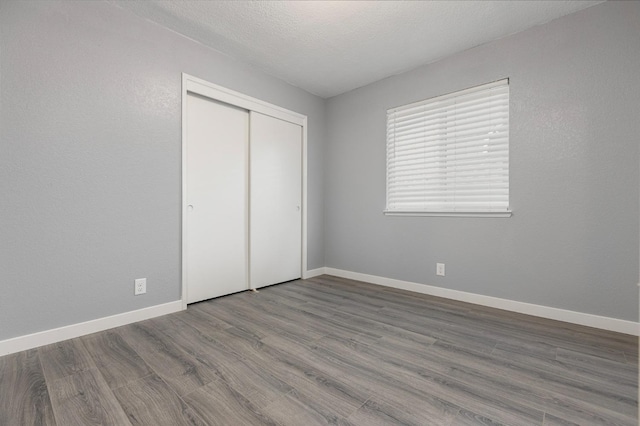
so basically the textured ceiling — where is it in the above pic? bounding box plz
[113,1,603,98]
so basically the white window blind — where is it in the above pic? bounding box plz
[385,79,510,216]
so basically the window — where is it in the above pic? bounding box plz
[385,79,511,217]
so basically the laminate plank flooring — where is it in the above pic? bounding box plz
[113,374,204,426]
[39,338,96,382]
[117,320,219,397]
[0,275,637,425]
[48,368,130,425]
[81,331,153,391]
[0,350,56,426]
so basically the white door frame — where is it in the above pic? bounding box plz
[181,73,308,309]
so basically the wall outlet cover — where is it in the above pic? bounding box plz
[134,278,147,295]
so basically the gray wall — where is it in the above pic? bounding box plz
[325,1,640,321]
[0,1,325,340]
[1,0,637,343]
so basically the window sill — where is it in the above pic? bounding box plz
[383,210,512,218]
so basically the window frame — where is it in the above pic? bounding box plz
[384,79,512,218]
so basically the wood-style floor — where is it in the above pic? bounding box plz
[0,275,637,425]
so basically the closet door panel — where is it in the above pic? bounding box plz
[186,93,248,303]
[250,112,302,288]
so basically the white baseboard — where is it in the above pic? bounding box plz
[303,267,327,279]
[0,301,184,356]
[323,268,639,336]
[3,271,634,357]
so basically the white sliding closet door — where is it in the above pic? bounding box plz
[185,93,249,303]
[250,112,302,289]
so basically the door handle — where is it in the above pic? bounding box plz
[296,206,300,211]
[187,205,194,212]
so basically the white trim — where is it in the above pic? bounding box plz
[384,211,512,218]
[183,74,305,126]
[0,301,183,356]
[303,267,326,279]
[301,116,309,281]
[324,268,639,336]
[181,73,308,306]
[181,74,189,308]
[247,110,253,291]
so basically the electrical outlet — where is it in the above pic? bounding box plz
[134,278,146,295]
[436,263,445,276]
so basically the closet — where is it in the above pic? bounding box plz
[182,75,306,305]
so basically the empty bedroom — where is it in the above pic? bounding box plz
[0,1,638,425]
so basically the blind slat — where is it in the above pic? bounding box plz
[388,153,509,172]
[388,83,509,118]
[388,144,509,163]
[388,100,509,131]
